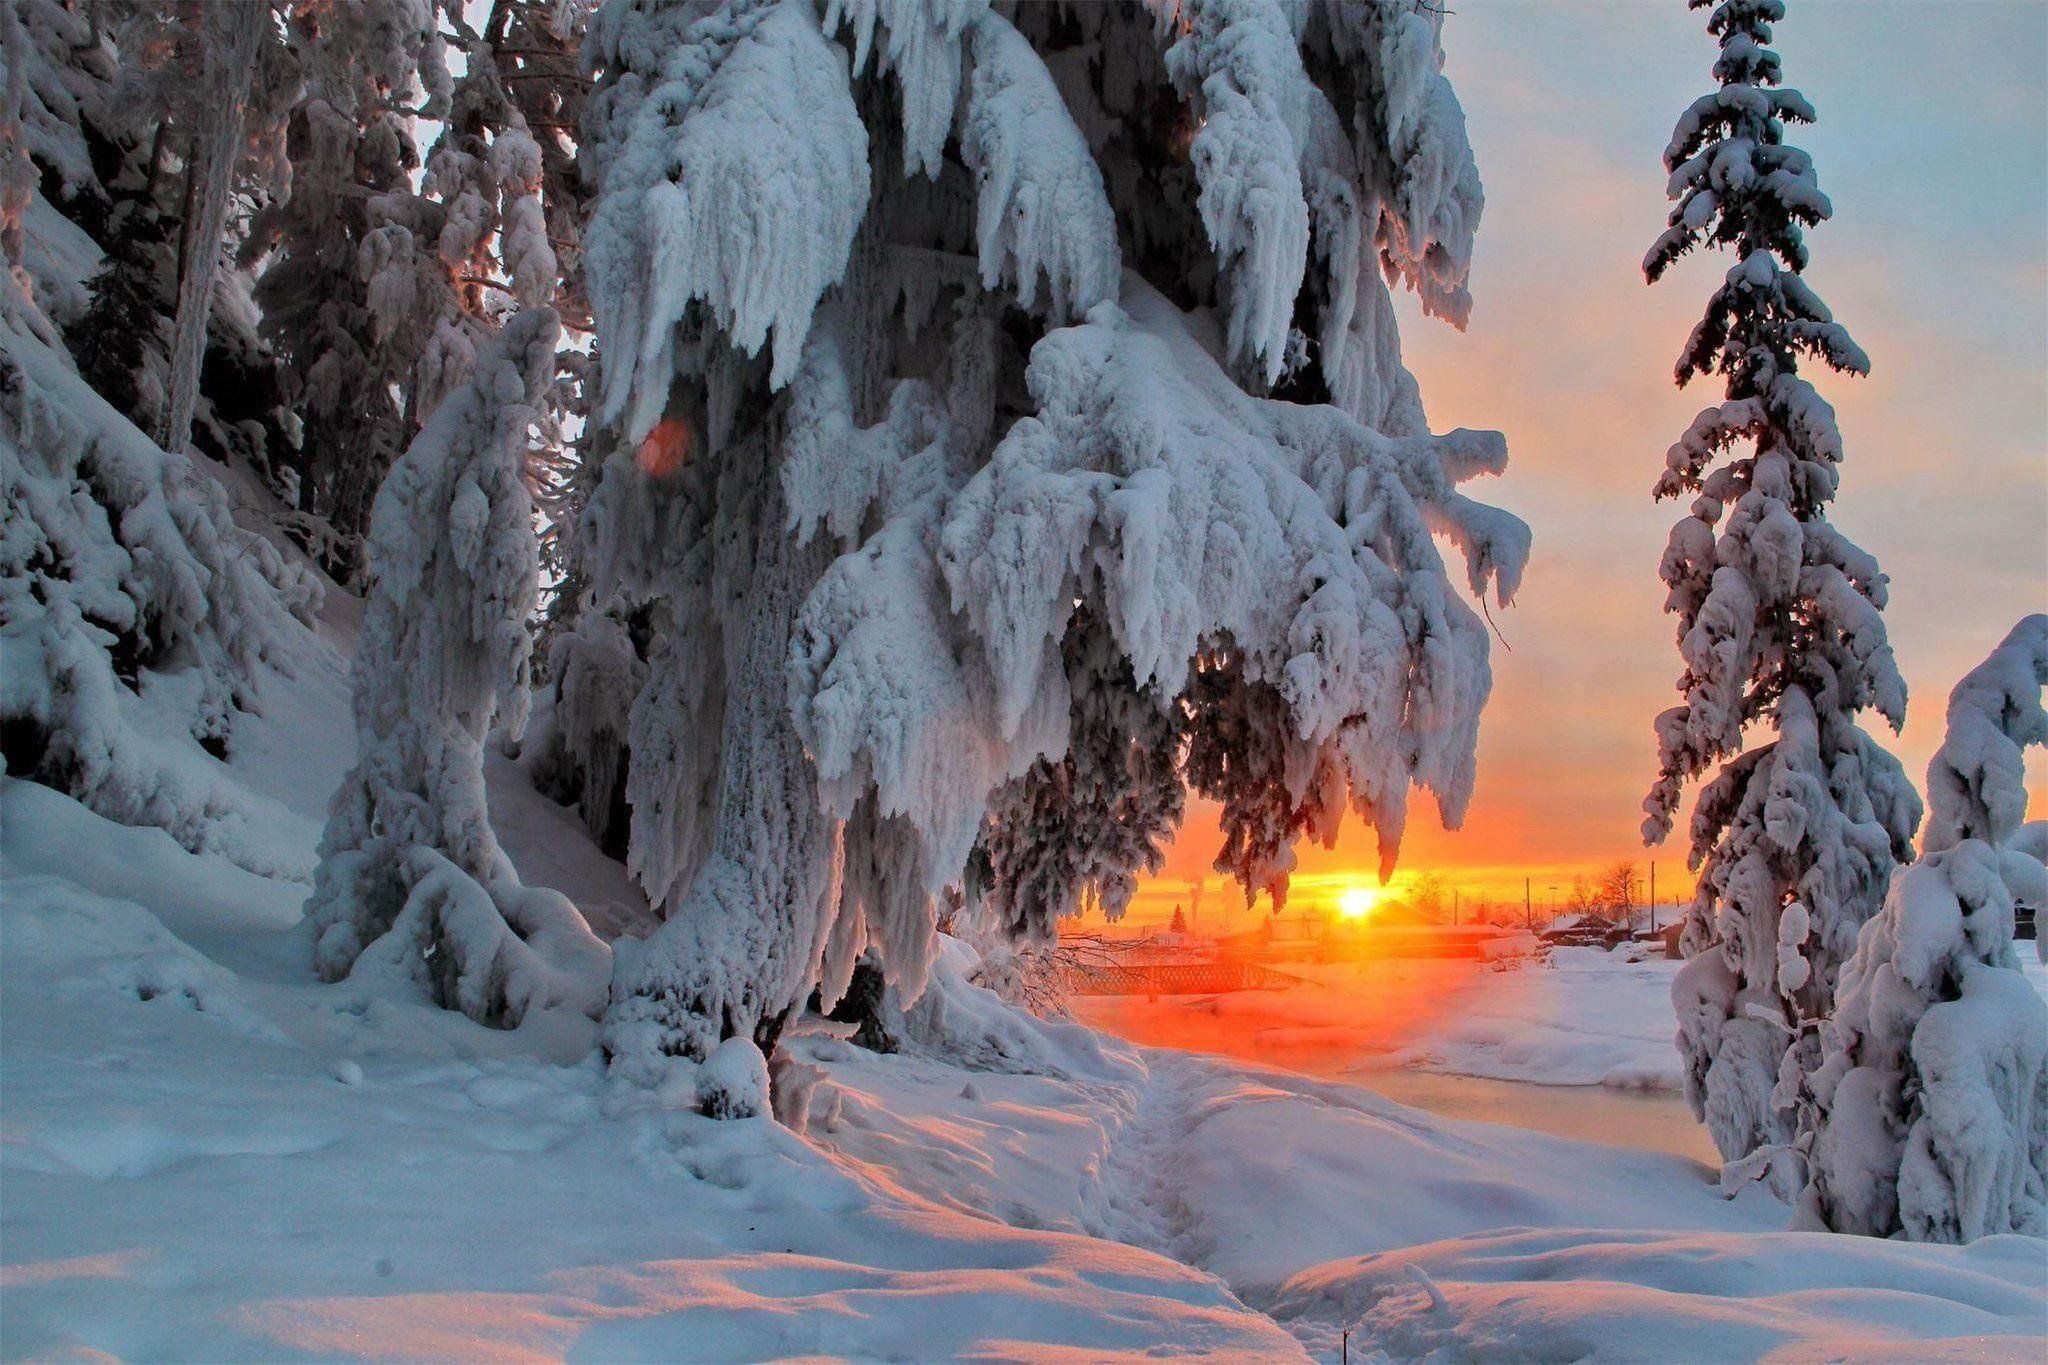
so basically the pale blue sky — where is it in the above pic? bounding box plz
[1380,0,2048,889]
[1134,0,2048,909]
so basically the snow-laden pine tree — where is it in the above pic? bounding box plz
[245,0,584,581]
[572,0,1527,1077]
[1644,0,1921,1189]
[1803,616,2048,1241]
[3,1,298,489]
[1,254,321,878]
[243,0,456,580]
[304,308,608,1026]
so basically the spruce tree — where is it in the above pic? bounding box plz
[1643,0,1921,1191]
[65,197,172,429]
[577,0,1528,1074]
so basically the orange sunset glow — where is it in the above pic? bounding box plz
[1110,2,2045,930]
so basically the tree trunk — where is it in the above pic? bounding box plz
[158,2,264,455]
[601,469,840,1081]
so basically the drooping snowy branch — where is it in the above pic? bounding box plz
[957,9,1118,321]
[1158,0,1313,384]
[825,0,986,180]
[1922,615,2048,856]
[585,0,871,440]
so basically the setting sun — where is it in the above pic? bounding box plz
[1336,885,1380,920]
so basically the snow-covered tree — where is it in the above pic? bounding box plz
[304,308,607,1026]
[242,0,586,581]
[1,2,300,499]
[575,0,1527,1077]
[1,275,320,876]
[1646,0,1921,1190]
[1803,616,2048,1241]
[244,0,451,580]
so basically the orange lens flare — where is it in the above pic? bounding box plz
[636,416,693,478]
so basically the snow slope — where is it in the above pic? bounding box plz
[0,779,1297,1361]
[1270,1227,2048,1362]
[3,620,2044,1360]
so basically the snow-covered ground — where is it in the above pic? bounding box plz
[4,630,2045,1361]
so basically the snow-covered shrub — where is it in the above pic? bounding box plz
[305,310,607,1027]
[1804,616,2048,1241]
[1644,0,1919,1188]
[696,1036,771,1120]
[901,936,1126,1080]
[0,316,318,876]
[579,0,1526,1073]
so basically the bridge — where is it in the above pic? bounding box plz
[1065,959,1307,996]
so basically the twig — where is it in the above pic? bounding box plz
[1480,594,1512,652]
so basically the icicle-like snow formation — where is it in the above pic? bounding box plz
[825,0,987,179]
[1646,0,1918,1192]
[578,0,1521,1074]
[586,0,871,440]
[1805,616,2048,1241]
[1,316,318,876]
[305,311,607,1027]
[958,9,1118,320]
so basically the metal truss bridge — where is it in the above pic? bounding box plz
[1066,959,1305,996]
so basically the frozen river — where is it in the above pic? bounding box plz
[1073,949,1722,1167]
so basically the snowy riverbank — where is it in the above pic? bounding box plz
[4,725,2045,1359]
[0,613,2040,1360]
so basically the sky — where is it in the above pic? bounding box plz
[1117,0,2048,929]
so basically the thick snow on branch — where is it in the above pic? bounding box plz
[585,0,870,442]
[1310,0,1485,327]
[1922,615,2048,855]
[959,9,1119,321]
[1158,0,1313,383]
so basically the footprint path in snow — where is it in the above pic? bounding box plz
[1084,1050,1211,1277]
